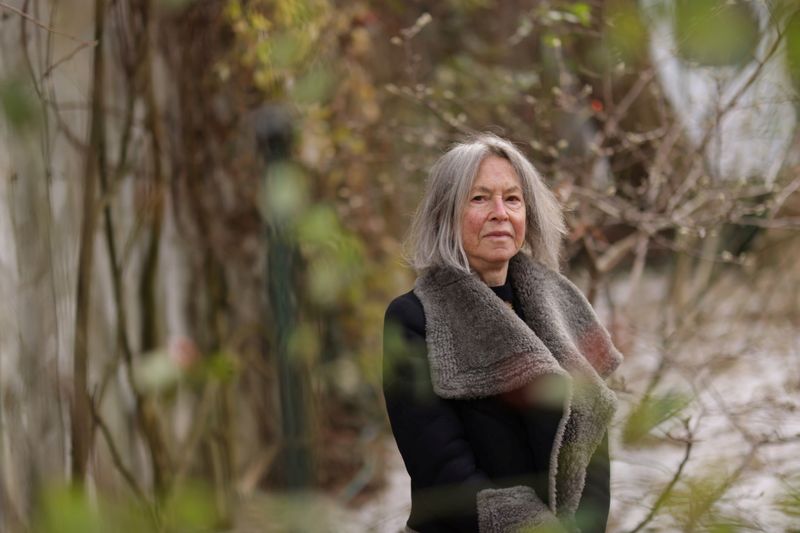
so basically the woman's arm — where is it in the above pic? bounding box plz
[383,293,564,532]
[383,293,489,531]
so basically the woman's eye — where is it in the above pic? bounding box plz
[506,196,521,203]
[471,195,486,202]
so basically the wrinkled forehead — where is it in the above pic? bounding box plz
[468,154,524,191]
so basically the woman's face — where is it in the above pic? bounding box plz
[461,155,527,280]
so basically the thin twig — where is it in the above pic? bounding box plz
[627,420,694,533]
[70,0,106,482]
[769,172,800,218]
[597,69,657,142]
[0,1,98,46]
[684,443,759,532]
[171,382,217,488]
[624,232,649,314]
[40,41,95,79]
[91,397,149,506]
[387,85,473,135]
[666,5,800,212]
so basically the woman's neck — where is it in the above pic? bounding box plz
[474,264,509,287]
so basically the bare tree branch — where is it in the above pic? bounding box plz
[627,420,695,533]
[91,396,149,507]
[0,1,98,46]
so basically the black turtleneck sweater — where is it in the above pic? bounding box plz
[383,278,610,532]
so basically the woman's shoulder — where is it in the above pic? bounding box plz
[385,290,425,336]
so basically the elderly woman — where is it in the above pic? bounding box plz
[383,134,623,533]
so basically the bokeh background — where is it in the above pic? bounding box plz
[1,0,800,531]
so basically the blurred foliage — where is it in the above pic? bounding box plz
[260,161,310,222]
[33,482,217,533]
[296,205,365,307]
[622,390,692,445]
[0,76,38,133]
[134,349,186,394]
[777,475,800,522]
[518,522,571,533]
[674,0,760,67]
[664,468,759,532]
[134,346,237,394]
[224,0,331,98]
[160,484,219,532]
[786,9,800,87]
[33,486,106,533]
[605,0,649,66]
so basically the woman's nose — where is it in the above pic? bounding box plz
[489,197,509,219]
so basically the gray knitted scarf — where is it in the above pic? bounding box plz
[413,252,622,532]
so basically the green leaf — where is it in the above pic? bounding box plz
[568,2,592,27]
[133,349,182,394]
[543,33,562,49]
[34,486,103,533]
[307,256,347,305]
[292,66,335,104]
[664,469,755,531]
[205,351,238,382]
[271,31,306,68]
[674,0,759,67]
[294,204,365,307]
[161,482,218,532]
[0,77,38,132]
[606,0,648,65]
[777,475,800,520]
[288,322,321,364]
[622,390,691,445]
[295,205,340,245]
[260,162,309,222]
[786,10,800,86]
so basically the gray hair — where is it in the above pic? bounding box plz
[406,133,566,273]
